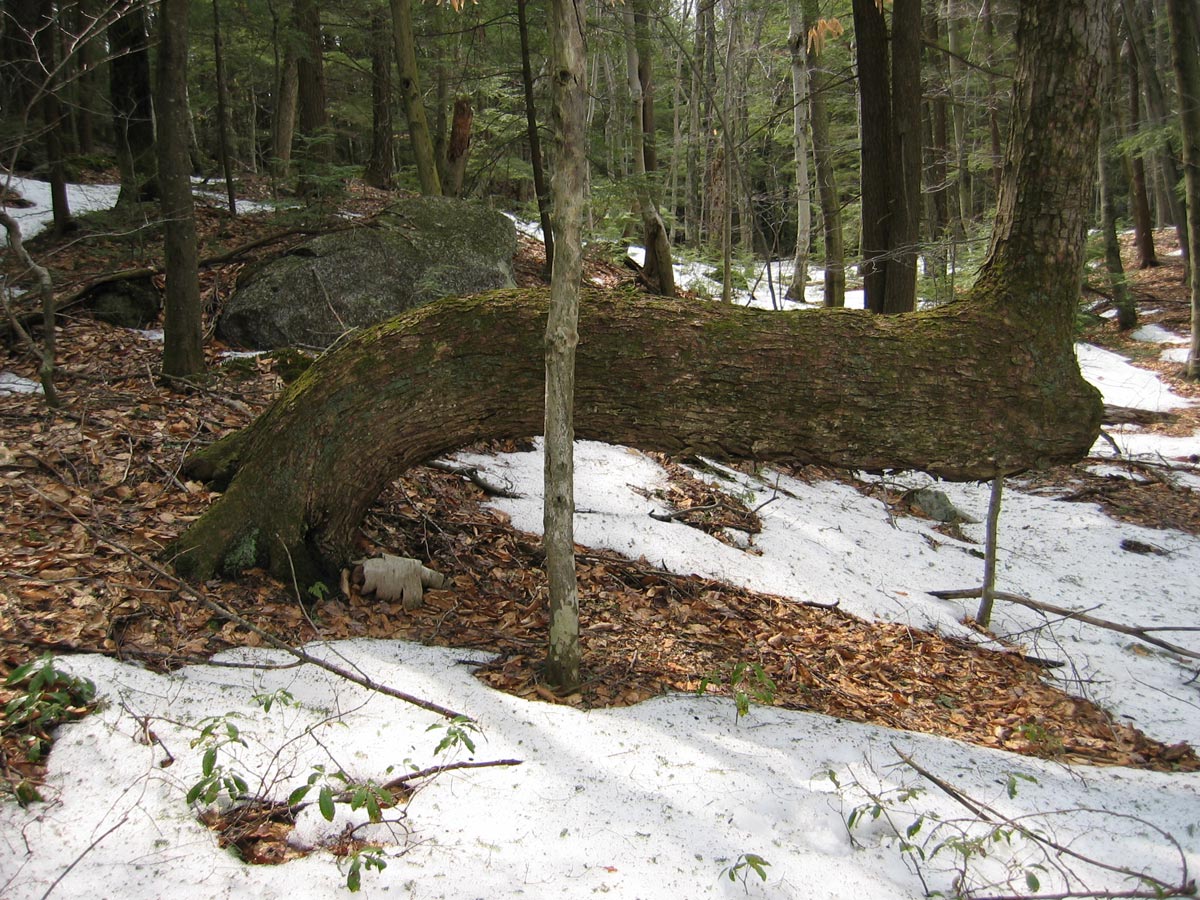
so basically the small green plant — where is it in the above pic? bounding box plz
[427,715,481,755]
[720,852,770,887]
[3,654,96,765]
[342,845,388,892]
[307,581,330,603]
[1016,721,1064,756]
[288,766,397,824]
[252,688,296,713]
[697,661,777,721]
[186,717,250,806]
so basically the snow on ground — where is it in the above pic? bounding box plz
[0,372,42,395]
[1,174,121,243]
[1076,343,1193,410]
[1,174,277,247]
[1132,323,1190,345]
[3,206,1200,899]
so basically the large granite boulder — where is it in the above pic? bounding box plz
[218,196,516,349]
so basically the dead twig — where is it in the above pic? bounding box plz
[426,460,521,498]
[929,587,1200,660]
[379,758,523,793]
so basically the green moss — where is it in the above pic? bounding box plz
[221,528,261,574]
[267,347,313,383]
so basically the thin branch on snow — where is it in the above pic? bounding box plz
[929,587,1200,660]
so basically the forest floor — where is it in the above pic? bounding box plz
[2,181,1200,809]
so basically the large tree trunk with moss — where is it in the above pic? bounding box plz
[168,0,1106,591]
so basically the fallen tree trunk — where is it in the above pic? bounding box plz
[170,285,1101,585]
[170,0,1108,589]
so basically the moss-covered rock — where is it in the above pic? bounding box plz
[217,196,516,349]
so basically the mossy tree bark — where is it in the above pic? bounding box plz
[170,0,1106,590]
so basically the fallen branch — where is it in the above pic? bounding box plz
[379,757,523,793]
[1102,404,1179,427]
[649,501,722,522]
[426,460,521,498]
[30,486,469,720]
[929,587,1200,660]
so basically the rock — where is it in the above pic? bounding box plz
[218,196,516,349]
[905,486,980,524]
[88,275,161,328]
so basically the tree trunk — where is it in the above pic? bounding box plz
[294,0,329,193]
[212,0,238,215]
[443,97,472,198]
[785,1,812,303]
[517,0,554,276]
[35,1,73,235]
[802,0,844,308]
[1166,0,1200,377]
[363,7,395,189]
[1099,19,1136,330]
[853,0,891,312]
[623,4,675,297]
[169,0,1107,653]
[543,0,589,690]
[271,47,298,177]
[390,0,442,196]
[1123,0,1189,269]
[946,0,971,232]
[1124,36,1158,268]
[884,0,921,314]
[157,0,205,379]
[109,4,157,204]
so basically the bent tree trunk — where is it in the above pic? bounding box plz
[169,0,1106,588]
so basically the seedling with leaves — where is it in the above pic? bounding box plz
[697,661,777,721]
[720,852,770,888]
[186,716,250,806]
[427,715,481,755]
[341,845,388,892]
[287,765,399,825]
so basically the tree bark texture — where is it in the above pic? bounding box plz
[35,1,72,235]
[294,0,330,187]
[168,0,1106,614]
[444,97,472,197]
[1123,0,1189,267]
[786,1,812,303]
[156,0,206,379]
[802,0,844,307]
[390,0,442,196]
[109,5,157,204]
[1124,36,1158,268]
[1099,20,1135,330]
[212,0,238,215]
[622,4,674,297]
[271,47,298,176]
[1166,0,1200,377]
[517,0,554,276]
[853,0,890,312]
[363,7,395,189]
[543,0,588,688]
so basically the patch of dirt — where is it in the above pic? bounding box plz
[3,204,1199,805]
